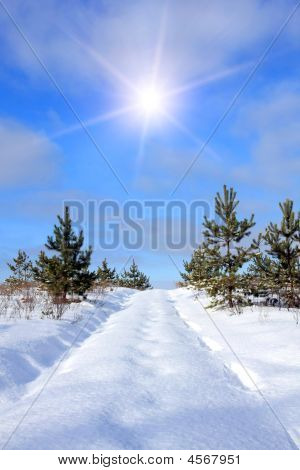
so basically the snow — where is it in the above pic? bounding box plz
[0,288,299,449]
[170,288,300,447]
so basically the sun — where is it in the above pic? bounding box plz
[137,85,164,116]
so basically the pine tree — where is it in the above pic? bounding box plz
[97,258,117,286]
[251,199,300,308]
[202,185,255,310]
[33,207,96,300]
[243,259,274,299]
[181,243,219,289]
[119,259,151,290]
[180,257,194,286]
[6,250,33,286]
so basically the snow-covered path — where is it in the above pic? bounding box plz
[0,289,297,449]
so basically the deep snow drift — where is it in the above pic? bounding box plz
[0,288,299,449]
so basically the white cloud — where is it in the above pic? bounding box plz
[232,82,300,196]
[0,0,296,93]
[0,119,61,186]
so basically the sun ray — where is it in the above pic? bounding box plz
[162,111,220,161]
[133,116,150,184]
[52,105,137,140]
[166,62,251,98]
[151,1,169,86]
[137,119,149,164]
[70,34,138,94]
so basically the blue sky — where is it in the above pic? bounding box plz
[0,0,299,287]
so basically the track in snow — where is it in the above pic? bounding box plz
[0,289,296,449]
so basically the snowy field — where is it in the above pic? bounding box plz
[0,288,299,450]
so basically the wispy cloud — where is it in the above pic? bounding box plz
[0,0,295,93]
[0,119,61,187]
[232,82,300,197]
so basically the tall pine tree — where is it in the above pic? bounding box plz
[251,199,300,308]
[33,206,96,300]
[202,185,255,310]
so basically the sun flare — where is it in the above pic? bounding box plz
[137,85,164,116]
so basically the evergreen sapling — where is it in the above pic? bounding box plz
[33,207,96,301]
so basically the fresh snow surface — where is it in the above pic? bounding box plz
[0,288,299,450]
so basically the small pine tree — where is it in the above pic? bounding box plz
[202,185,255,310]
[97,258,118,286]
[6,250,33,286]
[250,199,300,308]
[181,243,219,289]
[243,260,275,299]
[33,206,96,300]
[180,257,194,286]
[119,259,151,290]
